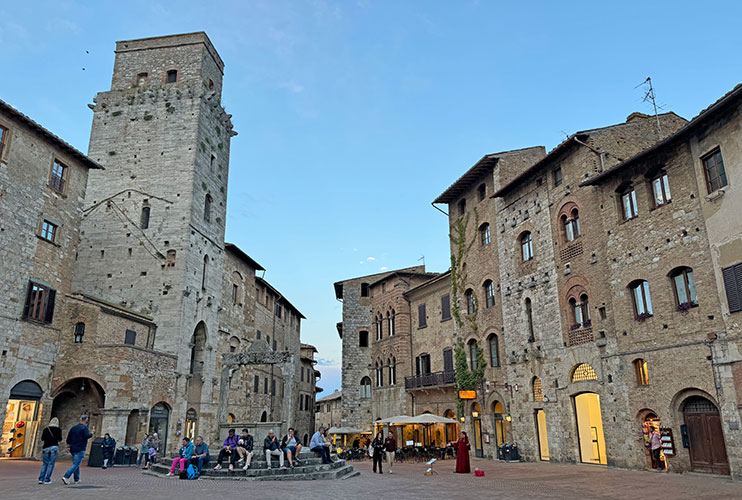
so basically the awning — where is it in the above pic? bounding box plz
[327,427,366,435]
[396,414,459,425]
[376,415,411,424]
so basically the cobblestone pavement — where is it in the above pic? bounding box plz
[1,457,739,500]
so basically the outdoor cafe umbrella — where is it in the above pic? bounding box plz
[395,414,459,447]
[327,427,367,449]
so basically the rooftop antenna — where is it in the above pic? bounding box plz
[418,255,425,267]
[636,77,662,139]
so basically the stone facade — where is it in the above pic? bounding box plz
[315,390,342,431]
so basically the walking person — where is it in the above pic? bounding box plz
[649,426,663,470]
[263,429,285,469]
[61,415,93,485]
[371,432,384,474]
[213,428,239,471]
[454,431,471,473]
[166,437,193,476]
[384,431,397,474]
[38,417,62,484]
[139,434,151,468]
[101,433,116,469]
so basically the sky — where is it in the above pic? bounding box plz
[2,1,741,395]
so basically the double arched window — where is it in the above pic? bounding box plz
[569,294,590,328]
[388,309,396,336]
[360,377,371,399]
[375,313,383,340]
[520,232,533,261]
[562,208,581,242]
[375,360,384,387]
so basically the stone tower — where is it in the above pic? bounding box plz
[73,32,235,439]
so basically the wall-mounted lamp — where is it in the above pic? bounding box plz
[460,417,465,423]
[505,415,512,422]
[472,411,479,418]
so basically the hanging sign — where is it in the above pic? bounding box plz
[459,390,476,399]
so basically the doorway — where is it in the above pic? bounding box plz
[471,402,483,458]
[492,401,506,447]
[125,410,140,446]
[683,396,729,475]
[148,402,170,453]
[185,408,198,441]
[535,409,550,461]
[51,377,105,453]
[2,380,43,457]
[574,392,606,465]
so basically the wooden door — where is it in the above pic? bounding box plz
[684,398,730,475]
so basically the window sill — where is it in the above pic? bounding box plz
[705,189,725,201]
[441,317,452,323]
[36,235,61,247]
[418,325,427,330]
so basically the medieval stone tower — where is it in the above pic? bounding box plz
[73,32,235,440]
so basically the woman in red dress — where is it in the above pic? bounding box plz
[454,431,471,473]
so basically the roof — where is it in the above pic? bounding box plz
[224,243,265,271]
[300,343,317,352]
[404,269,451,297]
[433,146,545,204]
[369,270,439,288]
[256,276,306,319]
[334,265,426,299]
[582,84,742,186]
[0,99,103,171]
[317,389,342,403]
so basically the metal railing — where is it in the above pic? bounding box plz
[405,370,456,390]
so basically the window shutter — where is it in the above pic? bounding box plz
[44,288,57,323]
[723,264,742,313]
[22,281,34,319]
[418,304,426,327]
[443,349,453,372]
[441,295,450,319]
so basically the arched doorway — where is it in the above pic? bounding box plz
[148,402,170,453]
[574,392,607,465]
[535,409,550,461]
[2,380,43,457]
[51,377,105,450]
[125,409,140,446]
[492,401,506,447]
[185,408,198,441]
[638,409,661,469]
[443,409,458,444]
[471,402,483,458]
[189,322,207,376]
[683,396,729,475]
[260,411,267,422]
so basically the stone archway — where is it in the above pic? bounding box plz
[51,378,105,454]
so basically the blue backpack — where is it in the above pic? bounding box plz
[187,464,198,480]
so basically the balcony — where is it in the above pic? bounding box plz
[405,370,456,390]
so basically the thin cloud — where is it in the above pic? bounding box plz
[367,256,376,261]
[380,266,388,271]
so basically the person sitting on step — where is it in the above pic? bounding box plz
[236,428,254,470]
[310,426,332,464]
[191,436,210,474]
[281,427,303,468]
[264,429,285,469]
[166,437,193,476]
[214,428,239,471]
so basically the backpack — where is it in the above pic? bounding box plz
[187,464,198,480]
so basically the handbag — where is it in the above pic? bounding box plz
[368,446,374,458]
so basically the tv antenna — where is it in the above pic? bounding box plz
[418,255,425,266]
[636,77,662,139]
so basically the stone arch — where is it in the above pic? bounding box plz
[190,321,208,375]
[669,387,720,420]
[570,363,598,383]
[51,377,106,447]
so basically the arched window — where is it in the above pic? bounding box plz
[569,293,590,328]
[634,359,649,385]
[201,255,209,290]
[525,298,534,342]
[391,357,397,385]
[483,280,495,308]
[204,194,212,222]
[229,336,240,352]
[521,231,533,261]
[360,377,371,399]
[465,289,475,315]
[480,223,491,246]
[232,271,242,305]
[260,411,267,422]
[670,267,697,309]
[562,208,581,242]
[390,309,396,336]
[387,358,394,386]
[487,334,499,367]
[571,363,598,382]
[533,377,544,401]
[376,313,383,340]
[629,280,653,319]
[74,322,85,343]
[468,339,479,371]
[359,330,369,348]
[619,183,638,220]
[140,205,150,229]
[651,172,671,207]
[166,69,178,83]
[478,183,486,202]
[458,198,466,215]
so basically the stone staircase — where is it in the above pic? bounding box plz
[148,450,359,481]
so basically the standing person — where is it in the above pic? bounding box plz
[281,427,302,468]
[149,433,161,464]
[649,426,662,470]
[61,415,93,485]
[139,434,150,468]
[166,437,193,476]
[236,429,254,470]
[100,433,116,469]
[38,417,62,484]
[191,436,210,474]
[310,427,332,464]
[263,429,285,469]
[384,431,397,474]
[371,432,384,474]
[454,431,471,473]
[213,428,239,471]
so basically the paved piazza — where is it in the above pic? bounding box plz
[1,458,738,500]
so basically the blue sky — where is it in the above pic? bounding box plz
[2,1,740,394]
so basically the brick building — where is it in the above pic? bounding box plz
[315,390,342,432]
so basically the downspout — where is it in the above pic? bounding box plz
[431,202,448,216]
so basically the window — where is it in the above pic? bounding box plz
[478,183,486,202]
[553,167,563,187]
[525,297,534,342]
[201,255,208,290]
[74,322,85,343]
[468,340,479,371]
[136,72,148,86]
[670,267,697,309]
[140,205,150,229]
[124,329,136,345]
[266,335,270,348]
[465,289,475,315]
[272,379,276,396]
[620,186,638,220]
[204,194,212,222]
[301,368,305,382]
[702,149,727,193]
[651,173,671,206]
[441,294,451,320]
[360,282,369,297]
[634,359,649,385]
[360,377,371,399]
[569,294,590,328]
[49,160,66,193]
[521,232,533,261]
[359,330,369,347]
[166,69,178,83]
[232,284,239,305]
[256,330,261,340]
[571,363,598,382]
[443,348,454,372]
[419,354,431,375]
[418,304,427,328]
[0,124,8,157]
[254,375,259,392]
[229,337,239,352]
[458,198,466,215]
[275,303,282,318]
[376,314,383,340]
[272,339,277,351]
[264,377,268,394]
[484,280,495,308]
[210,154,216,171]
[629,280,653,319]
[375,360,384,386]
[722,263,742,313]
[562,209,581,242]
[23,281,56,323]
[389,309,396,335]
[488,334,500,367]
[390,357,397,385]
[480,223,491,246]
[40,220,57,243]
[533,377,544,402]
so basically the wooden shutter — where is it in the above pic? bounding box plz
[722,264,741,313]
[22,281,34,319]
[418,304,427,328]
[44,288,56,323]
[443,349,453,372]
[441,295,450,319]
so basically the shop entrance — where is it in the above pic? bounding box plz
[148,402,170,454]
[683,396,729,475]
[2,380,43,457]
[443,409,458,444]
[535,409,550,461]
[185,408,198,441]
[574,392,607,465]
[492,401,506,447]
[471,403,483,458]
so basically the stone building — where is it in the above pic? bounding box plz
[315,390,342,431]
[1,32,315,459]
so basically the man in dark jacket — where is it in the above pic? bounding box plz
[62,415,93,485]
[236,429,254,470]
[263,429,284,469]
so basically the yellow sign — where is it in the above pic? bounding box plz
[459,390,476,399]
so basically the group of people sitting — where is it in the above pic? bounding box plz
[167,426,334,476]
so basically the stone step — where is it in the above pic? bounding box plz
[148,457,357,481]
[251,464,357,481]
